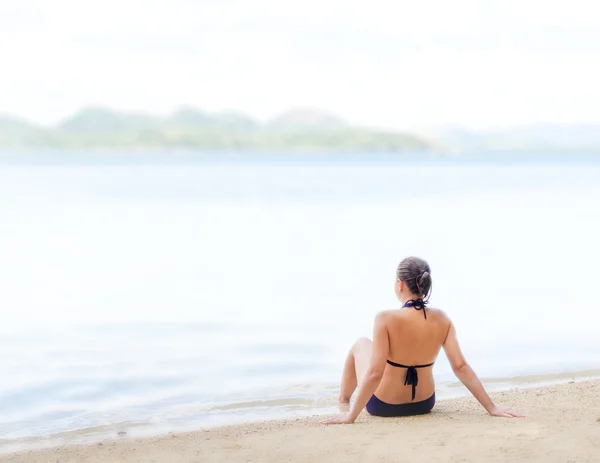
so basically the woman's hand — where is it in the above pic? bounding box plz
[488,405,524,418]
[321,413,356,425]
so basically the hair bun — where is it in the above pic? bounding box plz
[416,271,432,298]
[397,257,432,300]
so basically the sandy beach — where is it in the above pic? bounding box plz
[2,379,599,463]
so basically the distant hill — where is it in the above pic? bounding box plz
[165,107,258,131]
[0,116,48,145]
[5,109,600,154]
[59,107,157,132]
[428,124,600,152]
[0,107,431,152]
[268,108,346,130]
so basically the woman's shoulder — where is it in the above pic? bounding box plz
[374,308,452,325]
[375,308,450,320]
[426,307,451,321]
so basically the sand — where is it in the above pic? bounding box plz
[2,379,599,463]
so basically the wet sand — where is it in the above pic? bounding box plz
[2,379,599,463]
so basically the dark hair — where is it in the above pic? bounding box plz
[396,257,432,300]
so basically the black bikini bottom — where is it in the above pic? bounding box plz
[366,393,435,417]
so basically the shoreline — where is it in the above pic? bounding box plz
[2,368,599,453]
[2,376,599,462]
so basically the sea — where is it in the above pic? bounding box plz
[1,149,599,451]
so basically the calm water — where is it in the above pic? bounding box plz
[1,151,600,444]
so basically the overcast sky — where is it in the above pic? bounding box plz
[1,0,600,130]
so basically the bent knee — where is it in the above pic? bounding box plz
[352,336,372,353]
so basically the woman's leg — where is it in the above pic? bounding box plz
[339,337,373,403]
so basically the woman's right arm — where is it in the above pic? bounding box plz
[443,321,523,418]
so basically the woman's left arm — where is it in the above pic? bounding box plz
[323,312,390,424]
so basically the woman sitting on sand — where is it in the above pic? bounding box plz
[323,257,522,425]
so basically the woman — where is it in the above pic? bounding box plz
[323,256,522,425]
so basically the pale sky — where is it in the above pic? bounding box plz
[1,0,600,130]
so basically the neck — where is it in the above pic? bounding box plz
[400,294,422,306]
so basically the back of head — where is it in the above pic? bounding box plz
[397,256,432,300]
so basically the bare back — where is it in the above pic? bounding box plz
[374,307,451,404]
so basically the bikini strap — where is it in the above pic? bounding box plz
[386,360,435,400]
[386,360,435,369]
[403,299,428,319]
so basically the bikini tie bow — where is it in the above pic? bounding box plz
[403,299,427,319]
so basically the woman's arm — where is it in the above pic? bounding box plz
[443,322,523,418]
[323,312,390,424]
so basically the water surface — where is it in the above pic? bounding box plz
[1,150,599,444]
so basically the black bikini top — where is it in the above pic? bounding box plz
[386,298,434,400]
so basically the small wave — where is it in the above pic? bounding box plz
[206,396,338,412]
